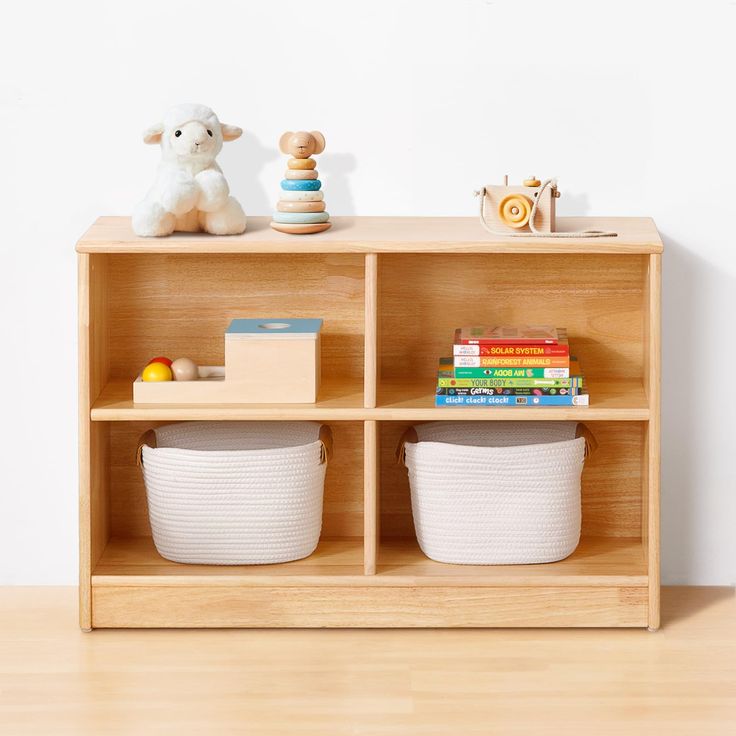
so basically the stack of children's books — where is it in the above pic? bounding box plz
[435,326,589,407]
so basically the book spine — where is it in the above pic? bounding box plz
[437,376,583,388]
[450,366,571,378]
[453,344,569,357]
[435,394,590,407]
[454,356,570,368]
[436,386,582,397]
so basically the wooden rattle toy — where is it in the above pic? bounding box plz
[271,131,331,234]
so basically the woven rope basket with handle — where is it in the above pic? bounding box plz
[397,421,596,565]
[137,421,332,565]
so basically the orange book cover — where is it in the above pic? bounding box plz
[453,355,570,368]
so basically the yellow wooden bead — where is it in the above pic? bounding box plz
[288,158,317,170]
[141,361,173,382]
[277,200,326,213]
[523,176,541,187]
[498,194,533,229]
[285,169,318,180]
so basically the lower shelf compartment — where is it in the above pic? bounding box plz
[91,536,648,627]
[93,535,646,586]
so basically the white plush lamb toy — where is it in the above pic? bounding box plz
[132,103,247,236]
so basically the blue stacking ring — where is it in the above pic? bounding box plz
[272,212,330,224]
[281,179,321,191]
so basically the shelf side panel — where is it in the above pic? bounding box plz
[647,253,662,629]
[78,254,111,629]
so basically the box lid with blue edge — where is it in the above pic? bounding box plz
[225,318,323,340]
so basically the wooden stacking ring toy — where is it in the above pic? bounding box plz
[498,193,533,229]
[285,169,319,180]
[278,200,326,213]
[273,211,330,224]
[281,179,321,191]
[279,189,324,202]
[270,221,332,234]
[288,158,317,170]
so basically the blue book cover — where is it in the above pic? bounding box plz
[434,394,589,407]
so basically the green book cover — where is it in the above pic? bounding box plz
[438,357,572,380]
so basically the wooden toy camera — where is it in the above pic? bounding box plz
[481,176,560,234]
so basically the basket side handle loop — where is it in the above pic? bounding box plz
[576,423,598,460]
[136,429,158,468]
[396,426,419,467]
[319,424,334,465]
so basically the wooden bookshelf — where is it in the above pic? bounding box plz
[78,216,661,630]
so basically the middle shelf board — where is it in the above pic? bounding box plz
[92,536,647,588]
[91,378,649,421]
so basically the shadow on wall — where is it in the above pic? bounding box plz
[554,189,590,217]
[320,152,357,216]
[660,233,735,585]
[221,131,279,217]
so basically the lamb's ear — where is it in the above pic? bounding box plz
[221,124,242,142]
[310,131,326,154]
[143,124,164,144]
[279,131,293,154]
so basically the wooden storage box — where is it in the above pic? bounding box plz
[225,318,321,403]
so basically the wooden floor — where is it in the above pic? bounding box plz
[0,587,733,735]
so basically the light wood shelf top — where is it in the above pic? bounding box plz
[76,216,663,254]
[376,378,650,421]
[92,536,646,588]
[90,377,366,421]
[91,377,648,421]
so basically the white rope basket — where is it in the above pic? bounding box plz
[138,421,330,565]
[399,422,593,565]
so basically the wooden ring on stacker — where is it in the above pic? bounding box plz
[498,193,533,229]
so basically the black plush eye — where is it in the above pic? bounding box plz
[174,130,181,137]
[207,130,213,137]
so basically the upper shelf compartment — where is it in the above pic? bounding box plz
[76,216,664,255]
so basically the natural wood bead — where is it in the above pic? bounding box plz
[288,158,317,170]
[285,169,318,180]
[277,200,326,213]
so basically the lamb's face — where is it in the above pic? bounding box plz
[143,105,243,163]
[167,120,222,162]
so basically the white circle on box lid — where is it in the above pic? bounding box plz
[279,190,324,201]
[259,322,291,329]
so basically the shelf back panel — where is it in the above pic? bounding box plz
[105,253,365,382]
[380,421,644,539]
[379,253,647,382]
[107,421,365,539]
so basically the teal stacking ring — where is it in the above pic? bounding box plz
[272,212,330,224]
[281,179,321,191]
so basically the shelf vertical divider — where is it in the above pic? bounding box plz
[364,253,378,408]
[364,419,379,574]
[363,253,380,573]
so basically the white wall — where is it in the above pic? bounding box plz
[1,0,734,584]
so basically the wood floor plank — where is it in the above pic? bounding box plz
[0,587,733,734]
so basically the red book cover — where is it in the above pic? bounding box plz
[453,342,569,357]
[455,326,559,345]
